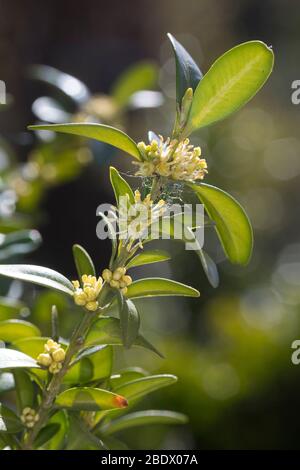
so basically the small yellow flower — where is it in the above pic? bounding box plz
[72,275,103,311]
[51,348,65,363]
[37,339,66,374]
[36,353,52,367]
[102,267,132,295]
[49,362,62,374]
[21,407,39,428]
[135,135,208,182]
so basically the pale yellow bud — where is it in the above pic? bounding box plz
[102,269,112,282]
[52,348,65,363]
[121,287,128,295]
[72,280,80,289]
[110,280,120,289]
[85,301,99,312]
[122,275,132,286]
[37,353,52,367]
[49,362,62,374]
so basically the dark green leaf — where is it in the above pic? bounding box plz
[110,166,135,206]
[34,423,60,449]
[0,404,23,433]
[13,370,34,411]
[117,292,140,349]
[72,244,96,278]
[0,264,74,296]
[167,33,203,104]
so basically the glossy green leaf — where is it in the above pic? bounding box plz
[72,244,95,278]
[85,316,162,357]
[127,278,200,299]
[117,293,140,349]
[12,337,50,359]
[0,348,40,370]
[65,345,112,384]
[0,373,14,393]
[189,182,253,265]
[185,41,274,134]
[66,414,105,450]
[28,123,141,160]
[55,387,128,411]
[0,320,41,343]
[0,404,23,433]
[109,367,148,389]
[114,374,177,401]
[112,61,158,107]
[168,33,202,104]
[126,250,170,269]
[34,423,60,449]
[0,264,74,296]
[13,370,34,410]
[101,410,188,435]
[110,166,135,206]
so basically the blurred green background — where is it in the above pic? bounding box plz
[1,0,300,449]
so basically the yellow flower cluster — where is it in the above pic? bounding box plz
[135,136,208,182]
[20,407,39,428]
[102,267,132,295]
[37,339,66,374]
[72,275,103,312]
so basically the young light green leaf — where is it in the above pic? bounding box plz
[112,61,158,107]
[185,41,274,134]
[0,297,25,321]
[167,33,203,105]
[110,166,135,206]
[117,292,140,349]
[0,404,23,433]
[189,182,253,265]
[109,367,148,390]
[12,337,50,359]
[126,250,170,269]
[34,423,60,449]
[0,264,74,296]
[0,348,40,370]
[72,244,96,278]
[0,320,41,343]
[85,316,163,357]
[127,278,200,299]
[55,387,128,411]
[28,123,142,160]
[100,410,188,436]
[114,374,177,401]
[13,370,34,411]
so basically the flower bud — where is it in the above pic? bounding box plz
[52,348,65,363]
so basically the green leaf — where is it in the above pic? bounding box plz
[126,250,170,269]
[0,320,41,343]
[189,182,253,265]
[0,373,14,393]
[0,264,74,296]
[127,278,200,299]
[114,374,177,401]
[185,41,274,134]
[85,316,162,357]
[112,61,158,107]
[28,123,141,160]
[0,404,23,433]
[65,345,113,384]
[12,337,49,359]
[66,414,105,450]
[110,166,135,206]
[0,348,40,370]
[0,297,25,321]
[44,411,68,450]
[100,410,188,435]
[185,226,219,288]
[167,33,202,104]
[0,230,42,260]
[117,293,140,349]
[28,64,90,104]
[109,367,148,389]
[34,423,60,449]
[72,244,95,278]
[55,387,128,411]
[13,370,34,410]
